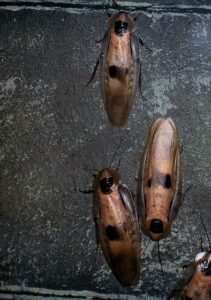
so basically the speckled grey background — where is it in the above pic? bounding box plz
[0,1,210,299]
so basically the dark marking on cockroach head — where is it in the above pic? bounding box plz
[115,20,128,36]
[106,225,121,241]
[109,65,128,81]
[100,177,113,194]
[150,219,163,234]
[93,168,121,194]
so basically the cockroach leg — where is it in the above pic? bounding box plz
[95,37,103,43]
[201,237,204,252]
[142,239,152,256]
[138,34,152,52]
[108,139,124,169]
[86,57,99,87]
[179,184,193,209]
[200,214,211,250]
[79,189,94,194]
[138,63,146,101]
[133,13,142,22]
[115,158,122,173]
[112,0,119,9]
[106,9,112,18]
[157,241,165,282]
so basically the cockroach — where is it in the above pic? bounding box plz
[99,11,141,127]
[137,117,182,241]
[169,217,211,299]
[168,252,211,300]
[92,168,141,286]
[88,6,149,127]
[179,251,211,299]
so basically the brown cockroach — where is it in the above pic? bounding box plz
[88,7,149,127]
[137,117,182,241]
[180,251,211,299]
[99,12,141,127]
[168,251,211,300]
[169,218,211,300]
[92,168,141,286]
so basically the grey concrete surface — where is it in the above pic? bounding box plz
[0,2,210,299]
[0,0,210,6]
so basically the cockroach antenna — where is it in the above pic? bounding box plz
[157,241,172,296]
[112,0,119,9]
[86,58,99,87]
[108,138,124,169]
[199,214,211,251]
[157,241,165,282]
[200,236,204,252]
[79,166,97,194]
[179,184,193,209]
[83,165,99,174]
[142,238,152,256]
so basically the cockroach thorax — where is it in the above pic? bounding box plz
[92,168,121,193]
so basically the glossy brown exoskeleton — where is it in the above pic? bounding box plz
[99,12,142,126]
[93,168,141,286]
[137,118,182,241]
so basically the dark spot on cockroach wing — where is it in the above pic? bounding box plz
[109,66,119,78]
[155,172,172,189]
[185,297,193,300]
[109,65,128,80]
[164,174,172,189]
[106,225,121,241]
[147,179,152,188]
[115,20,128,37]
[100,177,113,194]
[150,219,163,234]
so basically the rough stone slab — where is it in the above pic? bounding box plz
[0,4,210,300]
[0,0,210,5]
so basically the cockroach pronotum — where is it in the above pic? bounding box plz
[92,168,141,286]
[88,7,149,127]
[137,117,182,241]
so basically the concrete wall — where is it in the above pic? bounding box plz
[0,1,210,299]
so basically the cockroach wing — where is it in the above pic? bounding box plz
[168,263,195,299]
[92,193,101,246]
[118,184,136,217]
[130,33,140,101]
[169,143,182,222]
[136,146,148,221]
[99,31,110,108]
[92,192,113,269]
[118,183,140,234]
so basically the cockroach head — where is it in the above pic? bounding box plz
[93,168,121,194]
[100,177,113,194]
[195,251,211,276]
[114,18,128,36]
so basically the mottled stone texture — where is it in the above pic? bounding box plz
[0,3,210,300]
[0,0,210,5]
